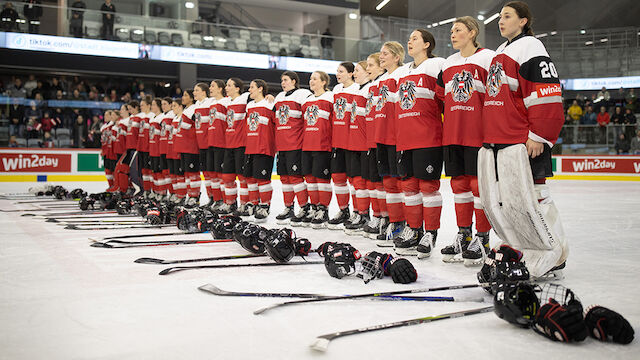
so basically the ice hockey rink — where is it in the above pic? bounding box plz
[0,179,638,359]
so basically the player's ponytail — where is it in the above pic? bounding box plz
[505,1,534,36]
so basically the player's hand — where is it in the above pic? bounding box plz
[526,139,544,158]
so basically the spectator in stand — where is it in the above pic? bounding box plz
[567,100,583,123]
[581,105,597,143]
[50,78,63,96]
[40,131,55,148]
[596,105,610,143]
[109,89,118,102]
[615,133,630,154]
[70,88,85,101]
[597,86,611,107]
[630,130,640,155]
[6,78,27,98]
[32,81,46,99]
[8,99,24,137]
[321,28,334,59]
[614,87,626,107]
[23,0,43,34]
[611,106,625,137]
[624,98,636,113]
[24,75,38,97]
[9,135,19,147]
[72,114,88,148]
[70,0,86,38]
[23,100,43,139]
[101,0,116,40]
[626,88,636,106]
[36,110,57,132]
[623,108,637,140]
[0,2,18,31]
[87,114,103,148]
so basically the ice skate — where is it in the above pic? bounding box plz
[417,230,437,259]
[440,227,472,263]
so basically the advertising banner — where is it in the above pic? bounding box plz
[559,156,640,174]
[0,152,71,172]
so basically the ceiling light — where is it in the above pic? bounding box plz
[348,12,358,20]
[477,14,485,21]
[550,31,557,35]
[600,38,608,42]
[536,33,548,38]
[483,13,499,25]
[580,29,586,34]
[438,18,456,26]
[376,0,390,11]
[585,41,593,45]
[185,2,195,9]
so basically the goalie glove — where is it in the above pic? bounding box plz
[533,298,588,342]
[584,306,634,344]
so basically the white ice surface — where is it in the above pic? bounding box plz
[0,180,639,359]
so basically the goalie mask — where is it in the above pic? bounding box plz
[324,243,361,279]
[494,283,540,328]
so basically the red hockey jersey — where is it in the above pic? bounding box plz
[173,104,199,154]
[482,34,564,146]
[114,117,128,155]
[158,110,174,156]
[167,114,180,160]
[302,91,333,152]
[438,48,495,147]
[348,83,370,151]
[194,98,214,149]
[136,112,153,152]
[332,83,359,149]
[224,92,250,149]
[125,114,141,150]
[148,113,162,157]
[374,65,409,146]
[274,88,312,151]
[245,99,276,157]
[207,97,228,148]
[100,121,115,159]
[395,58,445,151]
[365,75,382,149]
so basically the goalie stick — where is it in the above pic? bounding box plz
[89,231,206,241]
[90,238,232,248]
[65,223,175,230]
[135,253,266,264]
[253,283,483,315]
[309,306,494,352]
[198,284,484,303]
[159,261,324,275]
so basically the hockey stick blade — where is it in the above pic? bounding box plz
[159,261,324,275]
[197,284,484,302]
[135,253,266,264]
[91,239,232,248]
[88,231,206,242]
[253,283,482,315]
[309,306,494,352]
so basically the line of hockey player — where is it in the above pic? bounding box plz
[98,6,566,273]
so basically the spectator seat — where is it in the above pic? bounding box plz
[158,32,171,45]
[171,33,184,47]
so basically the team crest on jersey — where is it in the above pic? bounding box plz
[350,101,358,123]
[304,105,319,126]
[365,90,375,114]
[161,123,168,137]
[376,85,389,111]
[209,108,217,124]
[451,70,475,103]
[194,112,202,129]
[247,112,260,131]
[226,110,235,127]
[276,105,290,125]
[399,81,417,110]
[334,97,347,119]
[487,62,504,97]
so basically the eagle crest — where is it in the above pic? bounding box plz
[376,85,389,111]
[194,112,202,129]
[226,110,235,128]
[276,105,290,125]
[365,90,375,114]
[334,97,347,119]
[209,108,217,124]
[304,105,319,126]
[350,101,358,123]
[451,70,475,103]
[161,122,168,137]
[247,112,260,131]
[487,62,504,97]
[399,81,417,110]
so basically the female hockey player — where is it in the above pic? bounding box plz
[112,104,129,193]
[361,53,389,239]
[205,80,227,212]
[273,71,312,225]
[327,62,358,230]
[174,89,200,207]
[301,71,334,229]
[147,98,163,199]
[244,79,276,222]
[100,110,116,192]
[218,78,250,216]
[342,60,372,235]
[157,97,174,200]
[117,100,141,195]
[391,30,446,259]
[479,1,568,278]
[167,99,185,203]
[374,42,408,246]
[193,83,214,206]
[437,16,495,265]
[137,96,155,198]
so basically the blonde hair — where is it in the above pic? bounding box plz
[357,60,368,71]
[367,52,381,66]
[454,16,481,47]
[313,71,331,91]
[382,41,405,66]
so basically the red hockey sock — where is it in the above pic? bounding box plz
[332,172,349,209]
[291,175,308,206]
[280,175,294,207]
[421,179,442,231]
[383,176,403,222]
[317,178,332,206]
[258,180,273,204]
[306,176,319,204]
[451,175,473,228]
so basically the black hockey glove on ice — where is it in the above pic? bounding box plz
[584,306,634,344]
[533,298,587,342]
[387,258,417,284]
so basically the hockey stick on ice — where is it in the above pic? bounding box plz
[65,223,175,230]
[159,261,324,275]
[309,306,494,352]
[90,238,232,248]
[21,210,120,217]
[135,253,266,264]
[89,231,207,241]
[253,283,483,315]
[198,284,484,302]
